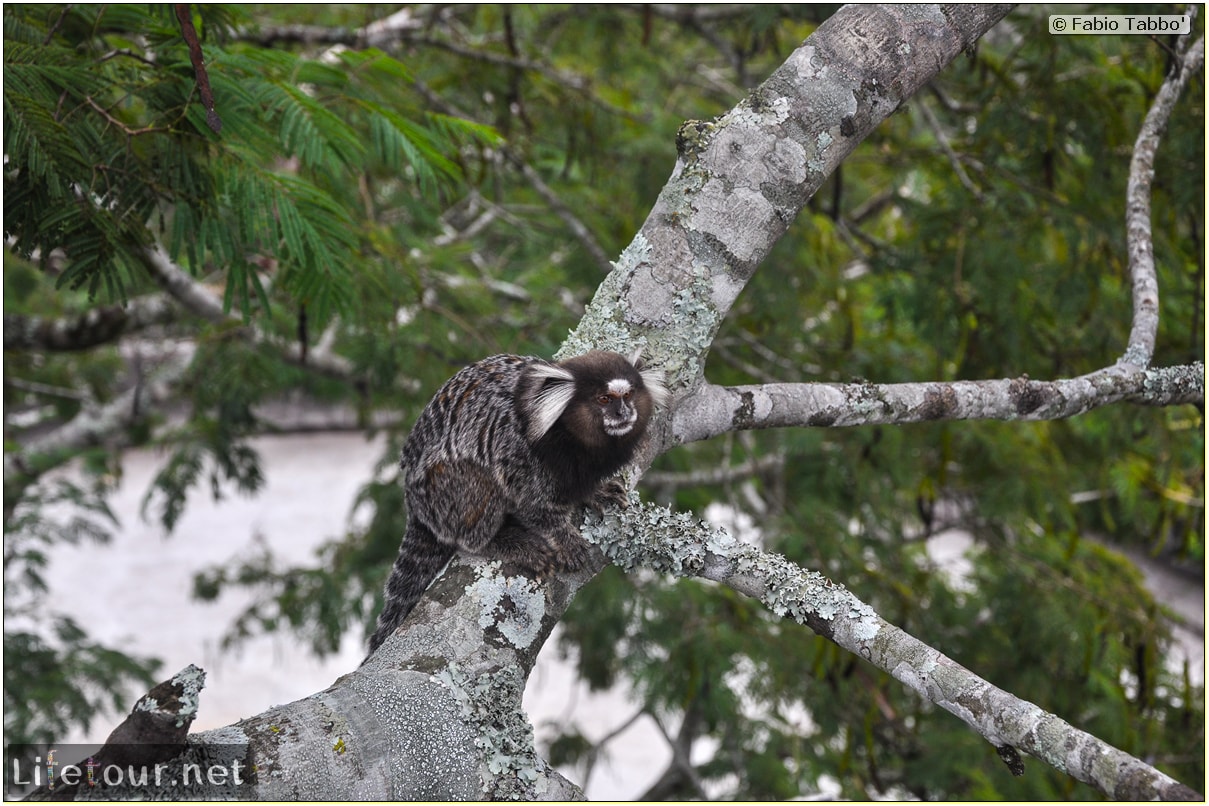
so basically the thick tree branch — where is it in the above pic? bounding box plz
[560,4,1016,406]
[548,9,1200,798]
[146,559,592,800]
[671,362,1205,444]
[661,28,1206,446]
[1120,34,1204,369]
[582,502,1203,801]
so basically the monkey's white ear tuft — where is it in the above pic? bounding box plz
[626,347,670,408]
[520,363,577,442]
[640,365,670,408]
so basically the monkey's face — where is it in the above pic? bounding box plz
[518,350,666,448]
[595,378,641,437]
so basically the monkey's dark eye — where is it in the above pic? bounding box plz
[596,394,611,406]
[622,391,632,400]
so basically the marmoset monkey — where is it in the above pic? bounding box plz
[367,349,668,654]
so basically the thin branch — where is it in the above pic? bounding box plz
[639,703,709,800]
[1120,35,1204,369]
[5,377,95,403]
[174,4,222,132]
[410,35,593,94]
[636,4,787,24]
[584,502,1203,801]
[4,246,366,486]
[672,362,1205,444]
[4,344,192,479]
[578,707,648,792]
[84,96,173,137]
[4,296,179,352]
[251,23,360,47]
[250,9,424,49]
[137,245,356,379]
[506,156,615,273]
[42,5,70,45]
[411,78,615,274]
[255,9,636,120]
[264,7,618,273]
[916,97,983,201]
[712,341,782,384]
[643,453,785,489]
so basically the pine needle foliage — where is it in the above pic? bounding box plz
[3,4,493,326]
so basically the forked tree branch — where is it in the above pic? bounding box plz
[561,6,1203,799]
[671,30,1205,445]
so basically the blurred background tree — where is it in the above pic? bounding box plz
[4,4,1202,799]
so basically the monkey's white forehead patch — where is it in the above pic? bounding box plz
[607,379,632,396]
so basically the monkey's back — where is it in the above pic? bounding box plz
[400,354,546,501]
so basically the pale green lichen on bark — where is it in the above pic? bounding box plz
[432,662,548,800]
[811,130,834,167]
[585,499,881,640]
[666,280,722,380]
[468,569,546,649]
[138,663,206,726]
[559,232,659,361]
[134,696,161,712]
[722,94,792,127]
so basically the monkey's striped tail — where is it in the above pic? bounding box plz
[365,518,455,658]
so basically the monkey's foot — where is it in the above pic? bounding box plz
[588,479,630,513]
[494,533,593,580]
[551,532,593,573]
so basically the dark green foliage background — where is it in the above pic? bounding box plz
[3,4,1203,799]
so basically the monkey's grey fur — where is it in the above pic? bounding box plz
[367,349,667,655]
